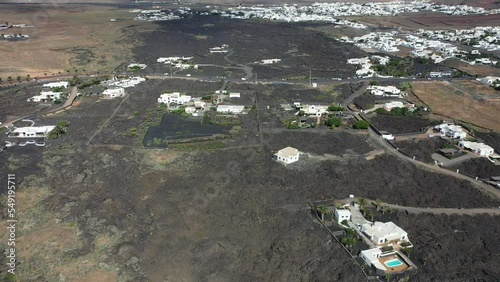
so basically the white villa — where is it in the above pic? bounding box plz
[27,91,62,102]
[435,123,467,139]
[383,101,404,111]
[158,92,192,105]
[368,85,402,97]
[274,147,300,164]
[302,105,329,116]
[209,44,229,53]
[360,221,409,246]
[216,105,245,114]
[229,92,241,98]
[8,126,55,138]
[102,87,125,98]
[334,208,351,224]
[459,141,495,156]
[107,77,145,88]
[43,81,69,88]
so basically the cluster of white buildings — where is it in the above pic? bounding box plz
[418,26,500,52]
[368,85,402,98]
[435,123,467,139]
[210,1,500,27]
[133,10,181,21]
[459,141,495,157]
[254,59,281,65]
[346,56,394,78]
[27,81,69,103]
[104,77,145,88]
[214,4,366,28]
[157,56,198,70]
[0,34,29,40]
[158,92,192,105]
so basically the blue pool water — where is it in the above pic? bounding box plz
[385,258,403,267]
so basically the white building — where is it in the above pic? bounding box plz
[109,77,145,88]
[8,126,55,138]
[361,221,409,246]
[435,123,466,139]
[379,131,395,141]
[301,105,329,116]
[158,92,192,105]
[229,92,241,98]
[383,101,404,111]
[27,91,62,102]
[42,81,69,88]
[216,105,245,114]
[102,87,125,98]
[459,141,494,156]
[360,248,386,271]
[334,208,351,224]
[368,85,401,97]
[274,147,300,164]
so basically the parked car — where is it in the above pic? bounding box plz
[26,140,36,145]
[18,142,27,147]
[35,142,46,147]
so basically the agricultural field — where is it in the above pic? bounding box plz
[411,81,500,131]
[0,4,152,80]
[442,59,500,77]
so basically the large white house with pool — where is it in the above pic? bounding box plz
[359,221,414,274]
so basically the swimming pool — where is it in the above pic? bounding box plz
[385,258,403,267]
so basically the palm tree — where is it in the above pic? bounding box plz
[358,197,367,207]
[26,74,30,81]
[7,76,12,83]
[375,199,382,210]
[341,236,356,250]
[0,77,2,84]
[16,76,21,82]
[315,204,329,221]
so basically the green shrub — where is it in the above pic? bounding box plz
[353,120,370,129]
[326,117,341,127]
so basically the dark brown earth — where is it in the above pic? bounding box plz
[368,114,433,134]
[393,212,500,282]
[396,137,448,163]
[133,15,365,80]
[452,158,500,179]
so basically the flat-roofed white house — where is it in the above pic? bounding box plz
[334,208,351,224]
[459,141,494,156]
[43,81,69,88]
[383,101,404,111]
[8,126,55,138]
[158,92,192,105]
[274,147,300,164]
[102,87,125,98]
[27,91,62,102]
[360,248,386,271]
[229,92,241,98]
[302,105,329,116]
[435,123,466,139]
[216,105,245,114]
[361,221,409,246]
